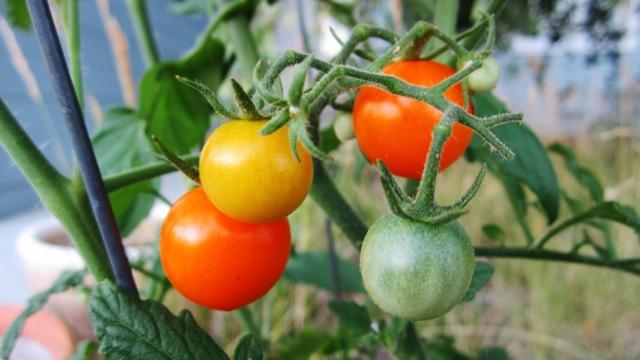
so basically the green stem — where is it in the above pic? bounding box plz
[0,99,113,281]
[533,211,599,249]
[65,0,83,108]
[310,161,368,250]
[126,0,160,68]
[225,13,260,80]
[103,154,199,192]
[461,0,505,50]
[475,246,640,276]
[130,262,166,283]
[237,307,263,344]
[413,113,455,208]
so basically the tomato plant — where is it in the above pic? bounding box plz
[361,214,475,320]
[160,188,291,310]
[199,120,313,223]
[353,60,474,179]
[334,113,355,142]
[3,1,639,359]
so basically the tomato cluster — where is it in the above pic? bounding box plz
[354,60,479,320]
[161,121,312,311]
[162,59,485,318]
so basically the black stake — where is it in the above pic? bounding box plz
[25,0,138,297]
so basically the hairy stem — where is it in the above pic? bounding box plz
[533,211,602,249]
[103,154,199,192]
[0,99,113,281]
[126,0,159,68]
[413,113,455,208]
[310,162,368,250]
[475,246,640,276]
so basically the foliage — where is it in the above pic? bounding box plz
[89,281,230,360]
[0,0,638,358]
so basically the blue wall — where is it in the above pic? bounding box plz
[0,1,207,218]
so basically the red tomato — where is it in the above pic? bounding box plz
[353,60,474,179]
[160,188,291,311]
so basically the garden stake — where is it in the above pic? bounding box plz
[25,0,138,297]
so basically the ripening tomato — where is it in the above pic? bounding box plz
[353,60,474,179]
[360,214,475,320]
[160,188,291,311]
[466,57,500,92]
[199,120,313,223]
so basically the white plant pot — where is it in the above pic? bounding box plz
[15,204,169,342]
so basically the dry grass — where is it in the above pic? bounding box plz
[282,132,640,358]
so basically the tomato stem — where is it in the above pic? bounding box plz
[64,0,83,109]
[125,0,160,68]
[103,154,199,192]
[475,247,640,276]
[0,98,114,282]
[413,112,456,209]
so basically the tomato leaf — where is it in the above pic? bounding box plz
[471,92,560,224]
[67,340,98,360]
[395,321,425,359]
[140,37,231,154]
[233,334,263,360]
[0,270,85,359]
[478,346,511,360]
[4,0,31,30]
[482,224,505,243]
[328,300,371,336]
[92,108,159,236]
[567,201,640,238]
[462,261,494,302]
[271,328,333,360]
[434,0,459,36]
[89,281,229,360]
[284,251,364,293]
[548,142,604,202]
[319,125,340,154]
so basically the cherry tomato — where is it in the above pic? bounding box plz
[334,113,354,142]
[160,188,291,311]
[199,120,313,223]
[360,214,475,320]
[466,57,500,92]
[353,60,474,179]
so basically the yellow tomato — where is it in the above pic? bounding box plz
[199,120,313,223]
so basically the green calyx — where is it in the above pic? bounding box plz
[377,110,490,226]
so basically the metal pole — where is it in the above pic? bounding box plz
[25,0,138,296]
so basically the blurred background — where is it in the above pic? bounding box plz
[1,0,639,358]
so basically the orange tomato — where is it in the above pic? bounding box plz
[353,60,474,179]
[199,120,313,223]
[160,188,291,310]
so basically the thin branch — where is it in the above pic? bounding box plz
[104,154,199,192]
[475,246,640,276]
[125,0,159,68]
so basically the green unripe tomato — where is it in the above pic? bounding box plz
[466,57,500,92]
[360,214,475,321]
[334,113,354,141]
